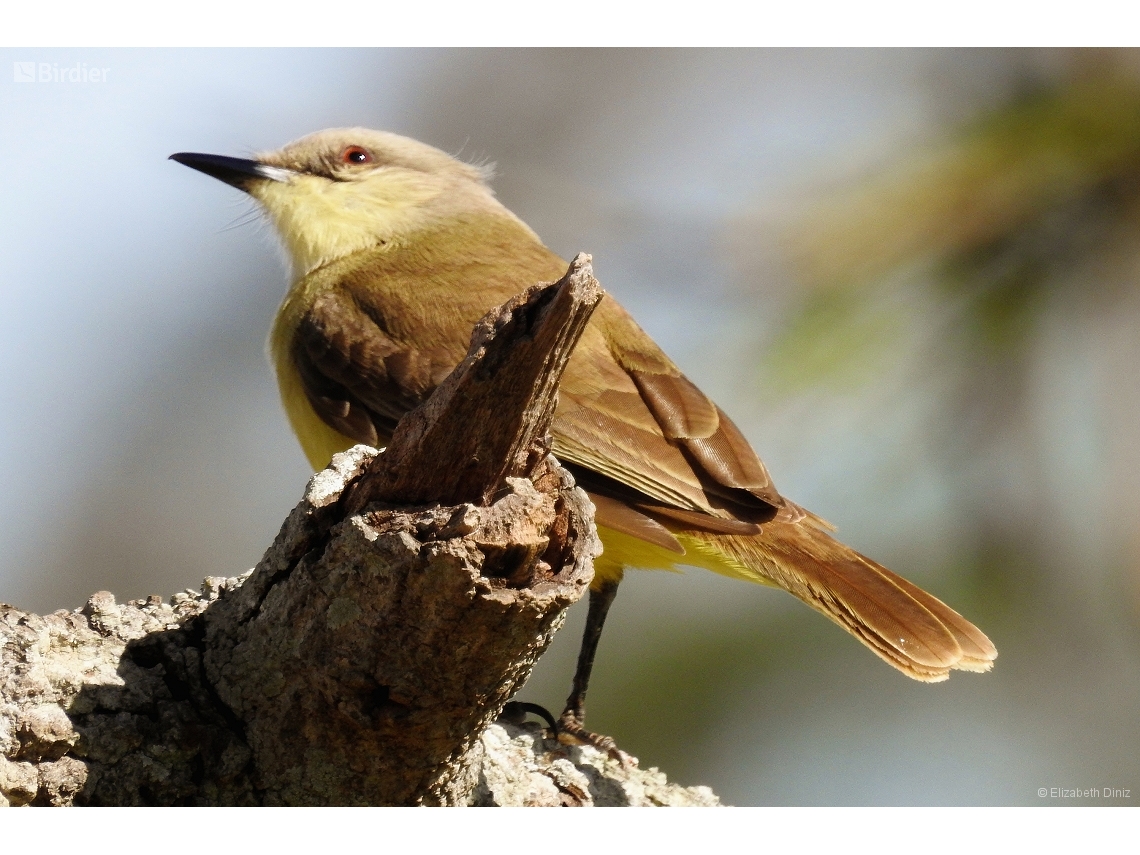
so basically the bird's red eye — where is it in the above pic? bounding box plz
[342,146,372,165]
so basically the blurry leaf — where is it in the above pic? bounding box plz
[768,63,1140,386]
[792,71,1140,292]
[760,284,908,395]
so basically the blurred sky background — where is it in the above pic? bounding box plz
[1,48,1137,806]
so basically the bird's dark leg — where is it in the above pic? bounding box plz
[563,579,620,723]
[557,578,626,762]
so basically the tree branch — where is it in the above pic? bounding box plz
[0,256,720,806]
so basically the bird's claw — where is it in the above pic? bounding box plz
[499,700,559,731]
[556,711,633,766]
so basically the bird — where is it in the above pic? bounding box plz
[171,128,996,751]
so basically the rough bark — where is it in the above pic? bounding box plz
[0,256,720,806]
[344,253,604,511]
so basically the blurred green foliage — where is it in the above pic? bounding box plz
[771,64,1140,385]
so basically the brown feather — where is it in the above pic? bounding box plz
[685,407,779,496]
[696,524,995,680]
[636,504,764,536]
[629,370,720,439]
[589,493,685,554]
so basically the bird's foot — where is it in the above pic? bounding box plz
[556,710,633,767]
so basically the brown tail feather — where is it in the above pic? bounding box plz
[693,522,997,682]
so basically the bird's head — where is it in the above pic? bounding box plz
[171,128,501,276]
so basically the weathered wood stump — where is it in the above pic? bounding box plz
[0,256,719,806]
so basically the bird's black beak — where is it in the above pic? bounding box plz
[169,152,292,191]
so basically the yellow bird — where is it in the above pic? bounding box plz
[171,129,996,749]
